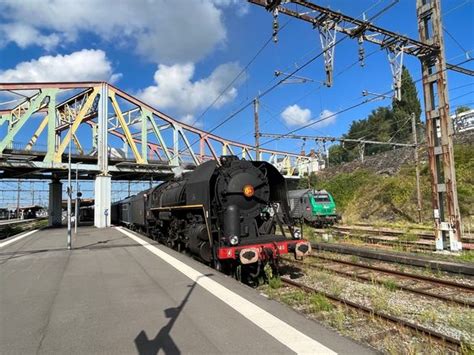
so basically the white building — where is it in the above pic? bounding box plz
[452,109,474,133]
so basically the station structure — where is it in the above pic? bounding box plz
[0,82,318,228]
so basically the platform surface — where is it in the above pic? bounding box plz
[1,226,374,354]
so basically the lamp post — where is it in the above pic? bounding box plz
[74,162,82,234]
[67,121,72,250]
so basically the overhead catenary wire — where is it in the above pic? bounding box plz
[341,82,474,142]
[179,28,352,154]
[442,0,473,17]
[258,58,473,148]
[187,19,292,129]
[183,0,402,152]
[443,26,470,58]
[234,46,381,142]
[450,90,474,102]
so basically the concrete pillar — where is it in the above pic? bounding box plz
[48,180,62,227]
[94,175,111,228]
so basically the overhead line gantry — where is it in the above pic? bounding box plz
[249,0,468,250]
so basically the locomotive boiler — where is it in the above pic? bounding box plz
[112,156,311,282]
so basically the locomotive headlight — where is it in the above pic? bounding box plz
[293,228,302,239]
[243,184,254,198]
[229,235,239,246]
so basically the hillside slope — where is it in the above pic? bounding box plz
[307,131,473,228]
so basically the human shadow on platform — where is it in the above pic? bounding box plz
[134,275,210,355]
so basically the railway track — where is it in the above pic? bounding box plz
[328,225,474,245]
[285,254,474,308]
[281,277,463,349]
[311,242,474,276]
[0,218,46,239]
[320,229,437,251]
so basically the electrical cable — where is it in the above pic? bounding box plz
[182,0,401,152]
[259,58,472,148]
[188,19,291,129]
[443,26,470,58]
[443,0,472,16]
[450,90,474,102]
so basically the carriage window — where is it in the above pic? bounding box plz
[314,194,330,202]
[153,192,158,200]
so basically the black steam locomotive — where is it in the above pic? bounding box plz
[112,156,311,282]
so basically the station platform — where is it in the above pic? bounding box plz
[0,226,374,354]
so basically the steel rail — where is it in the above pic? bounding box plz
[331,225,474,243]
[312,254,474,291]
[317,230,436,252]
[285,256,473,308]
[281,277,462,348]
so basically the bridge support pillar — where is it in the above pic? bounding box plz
[48,179,63,227]
[94,175,111,228]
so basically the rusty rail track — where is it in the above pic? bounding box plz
[281,277,462,348]
[322,229,435,251]
[329,225,474,244]
[311,242,474,275]
[286,255,474,308]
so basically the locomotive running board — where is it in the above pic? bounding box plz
[150,204,204,210]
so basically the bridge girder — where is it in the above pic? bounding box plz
[0,82,316,178]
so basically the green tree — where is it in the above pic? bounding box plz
[324,67,422,166]
[455,105,471,115]
[391,66,422,142]
[342,107,394,157]
[328,144,349,165]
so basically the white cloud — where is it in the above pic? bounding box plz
[0,49,121,83]
[137,62,244,123]
[281,104,312,126]
[0,23,61,50]
[0,0,243,63]
[281,105,337,128]
[317,109,337,127]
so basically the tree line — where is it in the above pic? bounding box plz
[328,67,422,165]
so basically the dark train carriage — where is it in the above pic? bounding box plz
[129,188,153,230]
[0,208,9,220]
[111,196,133,226]
[120,197,133,226]
[111,201,120,225]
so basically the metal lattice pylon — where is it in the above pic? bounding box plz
[319,20,337,87]
[387,46,405,101]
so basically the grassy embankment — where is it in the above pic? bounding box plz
[306,143,474,260]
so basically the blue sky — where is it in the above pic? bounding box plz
[1,0,473,155]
